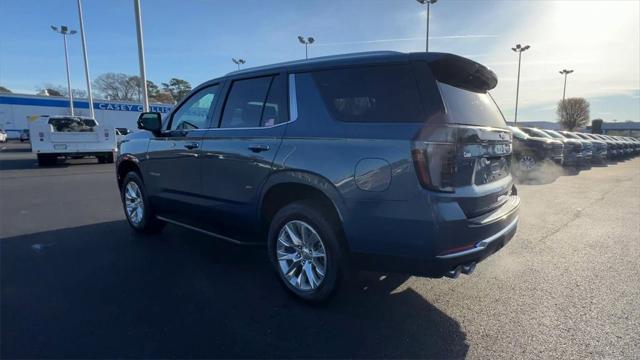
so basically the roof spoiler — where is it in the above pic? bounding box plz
[419,53,498,93]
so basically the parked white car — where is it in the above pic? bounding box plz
[30,116,117,166]
[0,129,7,143]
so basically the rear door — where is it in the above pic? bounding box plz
[198,73,288,238]
[144,84,221,217]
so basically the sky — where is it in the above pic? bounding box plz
[0,0,638,123]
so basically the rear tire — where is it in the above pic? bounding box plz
[98,153,114,164]
[121,172,165,234]
[37,154,56,166]
[517,152,538,172]
[267,200,344,302]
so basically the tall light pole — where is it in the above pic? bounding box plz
[298,36,315,60]
[511,43,530,124]
[77,0,95,119]
[51,25,77,116]
[232,58,246,70]
[133,0,149,112]
[559,69,574,102]
[416,0,438,52]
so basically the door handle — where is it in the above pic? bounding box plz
[184,142,200,150]
[248,144,270,153]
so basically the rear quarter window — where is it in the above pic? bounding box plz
[311,64,424,122]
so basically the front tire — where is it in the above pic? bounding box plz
[121,172,165,234]
[267,201,344,302]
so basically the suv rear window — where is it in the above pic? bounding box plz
[48,117,96,132]
[311,64,423,122]
[437,82,506,128]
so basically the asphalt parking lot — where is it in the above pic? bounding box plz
[1,142,639,359]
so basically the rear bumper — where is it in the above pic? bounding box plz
[347,189,520,277]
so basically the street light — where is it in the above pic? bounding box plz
[77,0,95,119]
[51,25,77,116]
[511,43,530,124]
[232,58,246,70]
[298,35,315,60]
[133,0,149,112]
[416,0,438,52]
[559,69,574,102]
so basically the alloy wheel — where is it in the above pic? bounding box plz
[124,181,144,226]
[519,155,537,171]
[276,220,327,291]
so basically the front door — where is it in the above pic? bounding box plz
[145,84,221,218]
[199,74,288,239]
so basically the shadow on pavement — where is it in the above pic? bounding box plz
[1,221,468,359]
[0,158,105,171]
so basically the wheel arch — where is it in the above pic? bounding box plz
[259,170,350,250]
[116,155,143,189]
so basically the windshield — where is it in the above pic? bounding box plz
[561,132,581,140]
[544,130,565,139]
[509,126,529,139]
[521,127,553,139]
[48,117,96,132]
[438,82,507,128]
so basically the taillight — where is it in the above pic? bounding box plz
[412,142,456,192]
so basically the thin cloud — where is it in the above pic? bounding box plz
[316,34,499,47]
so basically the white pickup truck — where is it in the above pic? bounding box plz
[30,116,117,166]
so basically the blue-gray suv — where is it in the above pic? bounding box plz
[117,51,520,301]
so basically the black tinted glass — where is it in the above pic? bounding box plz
[311,64,423,122]
[438,82,506,128]
[221,76,272,128]
[261,75,287,127]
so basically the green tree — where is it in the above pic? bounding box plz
[557,97,590,130]
[0,85,11,93]
[161,78,192,103]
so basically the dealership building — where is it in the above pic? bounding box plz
[0,93,172,138]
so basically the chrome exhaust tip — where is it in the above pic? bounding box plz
[461,262,477,275]
[445,266,461,279]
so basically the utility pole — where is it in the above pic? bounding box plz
[51,25,77,116]
[77,0,95,119]
[133,0,149,112]
[511,44,530,124]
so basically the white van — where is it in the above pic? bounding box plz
[30,116,117,166]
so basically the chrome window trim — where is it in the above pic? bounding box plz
[289,73,298,122]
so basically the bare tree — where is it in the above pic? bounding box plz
[557,97,590,130]
[93,73,139,101]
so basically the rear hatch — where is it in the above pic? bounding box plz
[411,54,514,218]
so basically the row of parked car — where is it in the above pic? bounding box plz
[510,126,639,173]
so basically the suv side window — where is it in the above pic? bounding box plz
[220,76,273,128]
[169,85,219,131]
[261,75,287,127]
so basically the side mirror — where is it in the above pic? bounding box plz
[137,112,162,134]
